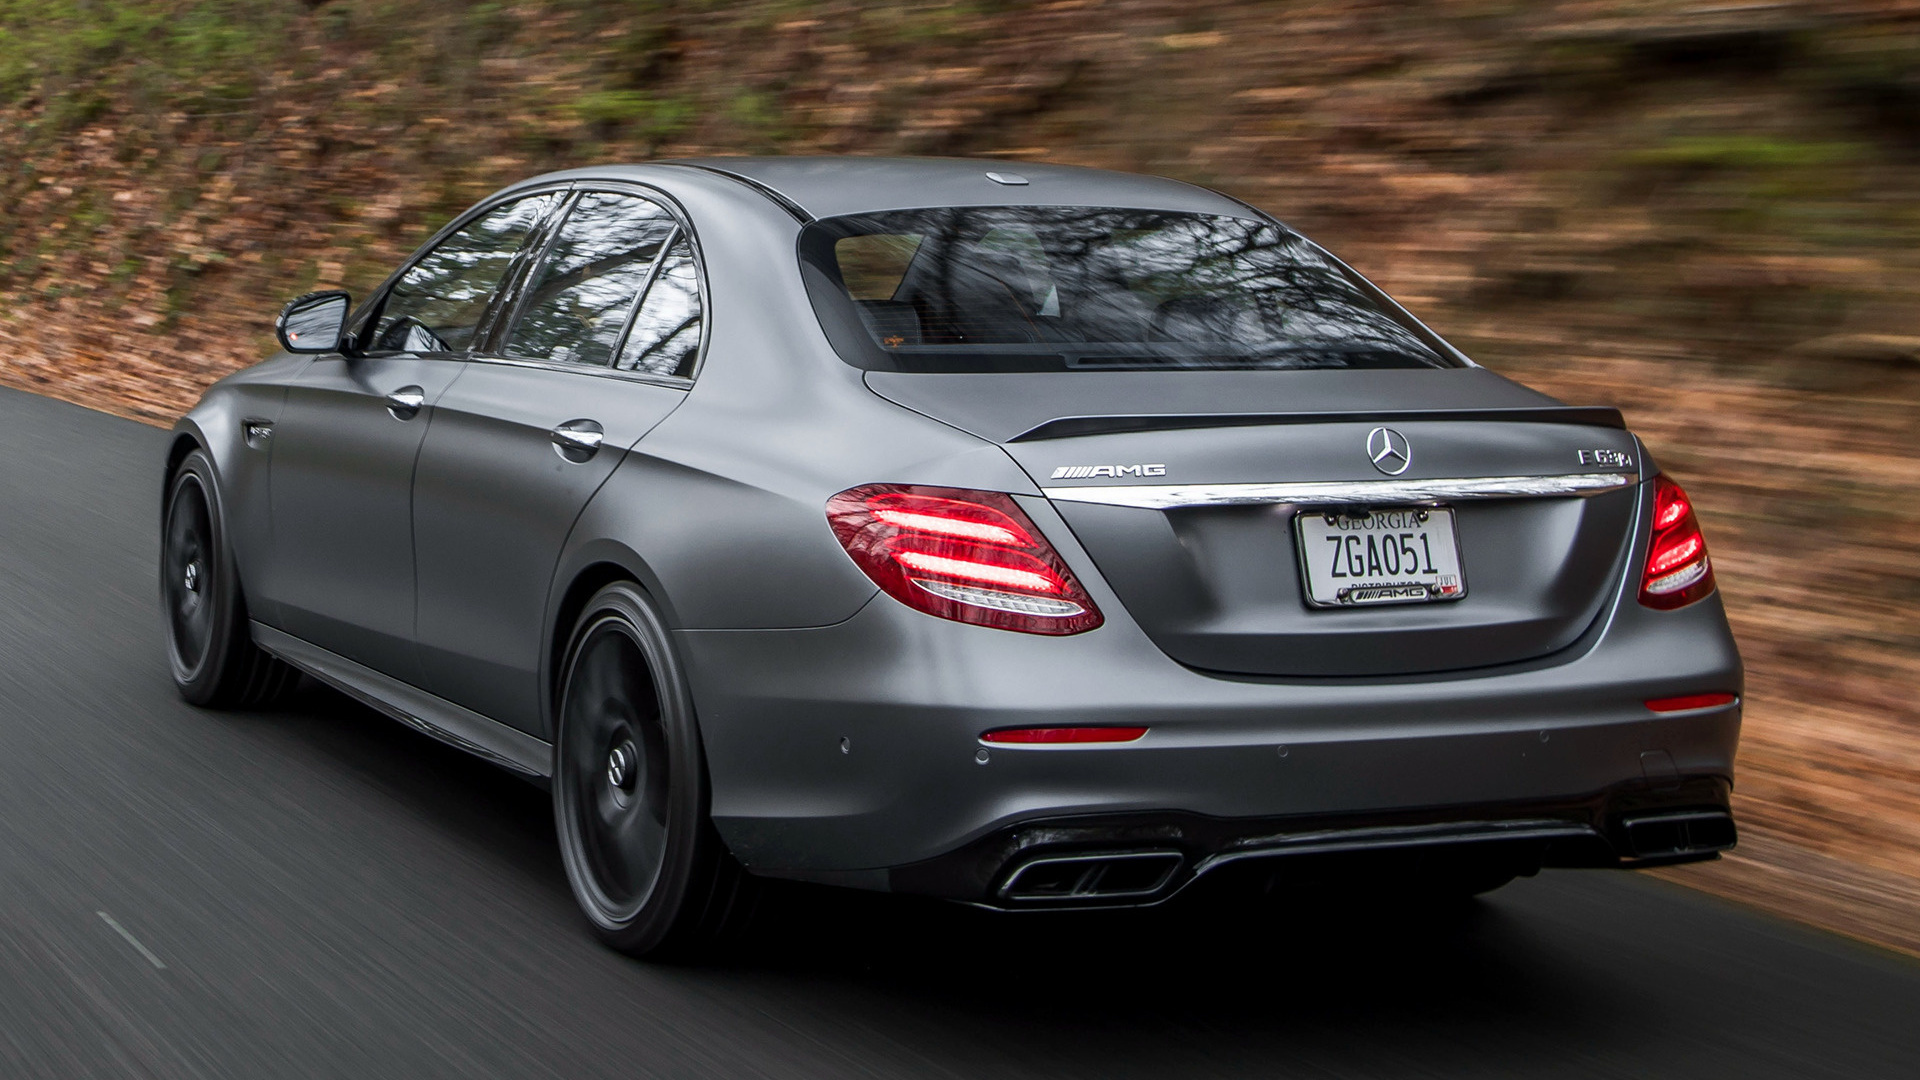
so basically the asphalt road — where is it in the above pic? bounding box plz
[2,385,1917,1079]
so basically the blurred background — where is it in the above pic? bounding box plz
[0,0,1915,954]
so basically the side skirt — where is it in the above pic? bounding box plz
[251,622,552,779]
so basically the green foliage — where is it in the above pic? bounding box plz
[0,0,287,116]
[858,1,983,46]
[1625,135,1867,172]
[726,88,786,147]
[464,0,518,50]
[571,89,691,140]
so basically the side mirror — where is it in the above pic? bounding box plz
[276,290,351,353]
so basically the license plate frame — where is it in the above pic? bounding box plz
[1294,505,1467,608]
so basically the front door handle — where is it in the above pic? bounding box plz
[385,386,427,421]
[550,419,605,463]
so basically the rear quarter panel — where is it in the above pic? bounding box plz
[553,169,1031,634]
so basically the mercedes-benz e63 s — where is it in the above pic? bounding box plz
[163,157,1741,957]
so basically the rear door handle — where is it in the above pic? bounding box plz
[550,419,605,463]
[385,386,427,420]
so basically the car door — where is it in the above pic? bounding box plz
[260,190,565,681]
[411,188,705,735]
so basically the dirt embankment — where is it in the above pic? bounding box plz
[4,1,1918,952]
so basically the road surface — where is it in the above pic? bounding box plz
[1,385,1915,1078]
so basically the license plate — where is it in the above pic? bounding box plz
[1295,507,1466,607]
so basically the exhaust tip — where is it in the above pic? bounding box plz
[1620,810,1737,860]
[999,850,1184,903]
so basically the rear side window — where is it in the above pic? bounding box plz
[799,206,1460,373]
[370,192,561,354]
[506,192,678,367]
[615,235,702,378]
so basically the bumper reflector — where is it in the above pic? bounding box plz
[1644,692,1737,713]
[980,726,1148,745]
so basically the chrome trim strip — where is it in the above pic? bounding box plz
[464,351,693,390]
[252,622,552,778]
[1041,472,1635,510]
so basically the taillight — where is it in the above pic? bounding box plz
[981,726,1147,744]
[1639,474,1716,610]
[826,484,1103,635]
[1645,693,1737,713]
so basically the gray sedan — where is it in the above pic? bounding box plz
[163,157,1742,957]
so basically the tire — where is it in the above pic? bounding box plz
[552,582,755,959]
[162,449,298,708]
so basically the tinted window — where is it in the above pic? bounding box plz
[800,207,1459,373]
[506,192,678,367]
[371,193,559,354]
[615,235,702,378]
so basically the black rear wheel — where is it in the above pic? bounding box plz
[162,449,297,708]
[553,583,755,958]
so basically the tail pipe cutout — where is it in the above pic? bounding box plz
[1619,810,1738,861]
[998,850,1185,904]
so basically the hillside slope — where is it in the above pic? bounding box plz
[4,0,1919,952]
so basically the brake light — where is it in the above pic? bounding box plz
[827,484,1103,635]
[1645,693,1737,713]
[1638,474,1716,610]
[981,726,1147,744]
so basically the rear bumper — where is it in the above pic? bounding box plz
[677,570,1743,892]
[889,778,1734,907]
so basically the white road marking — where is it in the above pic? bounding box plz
[96,911,166,970]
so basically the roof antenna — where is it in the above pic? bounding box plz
[985,172,1029,186]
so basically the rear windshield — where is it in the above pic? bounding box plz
[798,206,1460,373]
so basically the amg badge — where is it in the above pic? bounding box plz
[1050,463,1167,479]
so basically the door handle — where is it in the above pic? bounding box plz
[550,419,605,463]
[385,386,426,421]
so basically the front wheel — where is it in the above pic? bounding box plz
[162,449,297,708]
[553,583,754,958]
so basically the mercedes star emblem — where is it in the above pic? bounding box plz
[1366,427,1412,475]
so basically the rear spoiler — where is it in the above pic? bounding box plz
[1008,406,1626,442]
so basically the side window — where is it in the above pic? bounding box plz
[505,193,677,367]
[371,193,559,354]
[617,234,703,378]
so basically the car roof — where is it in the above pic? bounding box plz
[560,156,1259,221]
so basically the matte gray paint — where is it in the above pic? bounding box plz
[999,419,1643,676]
[678,528,1741,870]
[175,157,1743,887]
[659,156,1253,219]
[260,355,465,683]
[412,361,687,734]
[865,367,1573,445]
[170,354,306,626]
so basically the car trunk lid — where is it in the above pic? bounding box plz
[867,369,1643,677]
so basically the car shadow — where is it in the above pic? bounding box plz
[240,676,565,879]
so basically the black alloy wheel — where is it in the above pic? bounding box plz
[163,469,217,683]
[553,583,755,958]
[162,449,297,707]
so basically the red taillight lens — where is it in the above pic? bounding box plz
[1639,474,1716,610]
[980,726,1147,744]
[827,484,1104,635]
[1645,693,1737,713]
